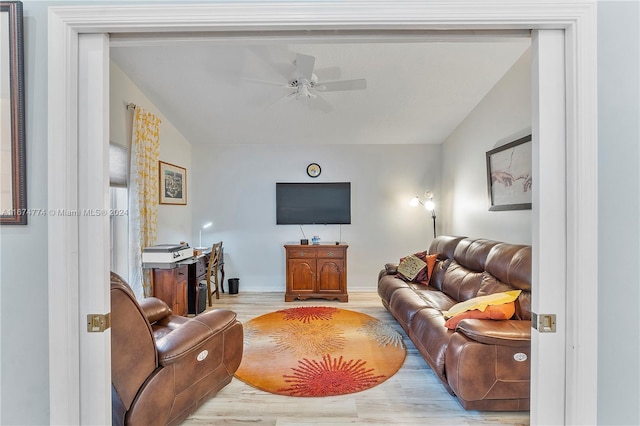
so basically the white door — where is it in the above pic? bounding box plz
[531,29,568,425]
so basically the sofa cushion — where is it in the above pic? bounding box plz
[388,287,433,333]
[453,238,501,272]
[377,274,411,307]
[441,261,485,302]
[414,287,457,310]
[428,258,451,291]
[428,235,467,261]
[485,244,531,292]
[409,307,455,388]
[476,271,514,296]
[443,302,515,330]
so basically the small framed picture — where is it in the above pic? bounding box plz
[486,134,532,211]
[159,161,187,205]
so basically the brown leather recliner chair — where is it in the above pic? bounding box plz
[110,273,243,425]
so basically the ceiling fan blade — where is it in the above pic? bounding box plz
[269,90,301,107]
[314,66,342,81]
[294,53,316,80]
[242,77,291,89]
[247,46,295,80]
[308,93,334,113]
[317,79,367,92]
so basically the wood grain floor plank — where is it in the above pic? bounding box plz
[183,292,530,425]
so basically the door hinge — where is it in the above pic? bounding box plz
[532,312,556,333]
[87,313,111,333]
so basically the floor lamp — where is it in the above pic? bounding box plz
[410,191,437,238]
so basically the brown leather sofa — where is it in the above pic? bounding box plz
[111,273,243,425]
[378,236,531,411]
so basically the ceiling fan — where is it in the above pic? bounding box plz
[248,53,367,111]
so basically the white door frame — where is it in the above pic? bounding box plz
[48,2,597,425]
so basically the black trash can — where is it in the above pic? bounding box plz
[228,278,240,294]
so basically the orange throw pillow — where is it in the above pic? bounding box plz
[444,301,516,330]
[425,253,437,284]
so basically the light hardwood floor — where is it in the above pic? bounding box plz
[184,291,530,425]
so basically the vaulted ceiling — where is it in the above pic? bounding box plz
[110,32,530,146]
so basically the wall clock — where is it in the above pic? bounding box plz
[306,163,321,178]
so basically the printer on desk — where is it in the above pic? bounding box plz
[142,243,194,268]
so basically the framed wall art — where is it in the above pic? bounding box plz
[486,134,532,211]
[1,1,26,225]
[159,161,187,205]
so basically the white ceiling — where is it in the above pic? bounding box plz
[110,32,531,146]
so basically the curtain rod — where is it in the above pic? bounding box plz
[126,103,137,110]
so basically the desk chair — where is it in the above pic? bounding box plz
[201,241,223,305]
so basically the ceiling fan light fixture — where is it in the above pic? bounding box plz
[256,52,366,109]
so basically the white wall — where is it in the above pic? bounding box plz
[0,3,50,424]
[440,49,532,244]
[110,61,192,247]
[191,143,442,292]
[597,2,640,424]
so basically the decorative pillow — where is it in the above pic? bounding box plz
[397,251,438,284]
[397,254,427,281]
[442,290,522,319]
[424,254,438,284]
[444,301,516,330]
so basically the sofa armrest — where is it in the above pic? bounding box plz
[139,297,172,323]
[385,263,398,274]
[455,319,531,347]
[378,263,399,281]
[155,309,238,366]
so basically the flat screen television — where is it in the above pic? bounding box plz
[276,182,351,225]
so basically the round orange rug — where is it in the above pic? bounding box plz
[235,306,406,397]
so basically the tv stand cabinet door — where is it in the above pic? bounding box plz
[287,258,316,298]
[317,258,345,294]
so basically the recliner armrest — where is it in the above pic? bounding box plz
[155,309,239,365]
[139,296,172,323]
[455,319,531,347]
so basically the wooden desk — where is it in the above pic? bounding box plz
[150,252,210,316]
[152,264,188,316]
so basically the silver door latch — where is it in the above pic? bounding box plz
[532,312,556,333]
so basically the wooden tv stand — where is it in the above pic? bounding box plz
[284,244,348,302]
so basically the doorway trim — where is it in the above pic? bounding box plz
[48,2,597,425]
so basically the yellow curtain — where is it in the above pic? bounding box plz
[129,107,161,298]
